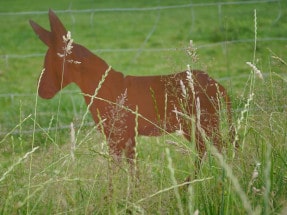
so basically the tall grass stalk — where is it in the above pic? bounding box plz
[209,144,259,215]
[0,146,39,183]
[234,92,254,149]
[26,68,45,214]
[263,143,272,215]
[54,31,75,145]
[18,100,23,150]
[70,122,76,161]
[29,117,56,145]
[241,9,258,150]
[252,9,257,65]
[187,183,195,215]
[0,114,31,145]
[165,147,184,215]
[134,105,139,174]
[135,177,213,204]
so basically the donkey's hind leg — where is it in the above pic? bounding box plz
[182,114,221,181]
[201,112,223,153]
[181,129,206,183]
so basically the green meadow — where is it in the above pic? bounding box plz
[0,0,287,214]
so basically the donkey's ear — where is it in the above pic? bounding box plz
[29,20,52,47]
[49,9,67,38]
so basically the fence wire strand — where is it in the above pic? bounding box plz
[0,0,280,16]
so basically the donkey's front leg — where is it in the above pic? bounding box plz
[124,136,139,179]
[107,131,138,177]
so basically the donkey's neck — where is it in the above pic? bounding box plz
[73,47,125,99]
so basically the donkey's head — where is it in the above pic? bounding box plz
[30,9,82,99]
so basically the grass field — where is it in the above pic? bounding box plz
[1,0,287,214]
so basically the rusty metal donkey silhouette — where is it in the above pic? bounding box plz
[30,9,234,167]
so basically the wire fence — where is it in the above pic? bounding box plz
[0,0,285,61]
[0,0,281,16]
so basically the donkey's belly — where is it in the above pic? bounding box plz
[137,121,178,137]
[138,126,162,136]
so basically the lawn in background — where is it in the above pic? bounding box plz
[0,0,287,214]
